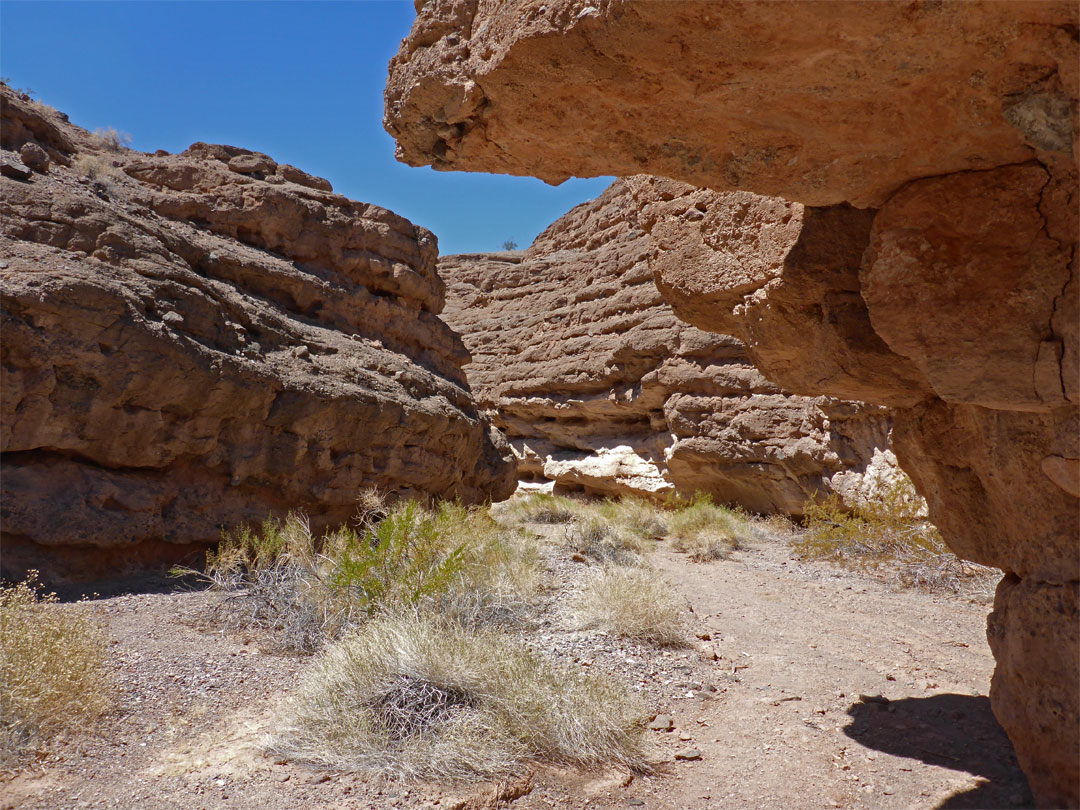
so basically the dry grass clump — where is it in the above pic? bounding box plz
[511,492,765,564]
[94,126,132,151]
[267,614,648,780]
[192,498,543,653]
[504,492,583,525]
[794,476,998,594]
[72,153,123,194]
[569,566,686,646]
[665,494,758,561]
[561,516,649,566]
[0,573,112,765]
[595,497,668,542]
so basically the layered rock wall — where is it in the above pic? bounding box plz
[439,180,894,514]
[384,3,1079,805]
[0,87,515,582]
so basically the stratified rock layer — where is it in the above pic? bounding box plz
[385,3,1079,805]
[439,180,893,514]
[0,87,514,583]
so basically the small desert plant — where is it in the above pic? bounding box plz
[267,614,648,780]
[595,497,669,542]
[794,475,997,594]
[193,498,543,653]
[94,126,132,151]
[562,516,648,566]
[0,573,112,765]
[505,492,583,525]
[569,565,686,646]
[72,153,122,194]
[665,494,749,560]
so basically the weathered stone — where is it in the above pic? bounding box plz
[278,163,333,192]
[384,0,1076,207]
[19,142,49,173]
[0,157,31,180]
[384,2,1079,804]
[227,152,277,175]
[632,179,931,408]
[0,85,515,583]
[440,180,894,514]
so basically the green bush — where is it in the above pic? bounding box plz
[193,499,543,653]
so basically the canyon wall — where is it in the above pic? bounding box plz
[439,179,895,514]
[385,2,1079,805]
[0,86,515,583]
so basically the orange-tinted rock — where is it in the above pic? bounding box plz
[0,87,515,583]
[384,2,1079,804]
[385,0,1076,206]
[439,180,894,513]
[633,178,931,408]
[864,163,1076,411]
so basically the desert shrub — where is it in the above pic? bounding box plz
[794,475,997,593]
[72,153,122,194]
[267,614,648,780]
[194,499,543,653]
[569,565,686,646]
[504,492,583,525]
[94,126,131,151]
[561,516,648,566]
[595,497,668,542]
[0,573,112,765]
[664,494,749,560]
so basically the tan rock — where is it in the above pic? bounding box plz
[384,2,1079,803]
[440,180,894,514]
[384,0,1076,206]
[0,86,515,583]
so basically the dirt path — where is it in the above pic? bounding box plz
[643,543,1027,810]
[2,536,1029,810]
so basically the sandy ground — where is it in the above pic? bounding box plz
[2,532,1030,810]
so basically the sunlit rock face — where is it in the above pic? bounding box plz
[385,2,1079,805]
[439,179,895,515]
[0,86,515,583]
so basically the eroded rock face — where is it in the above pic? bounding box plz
[385,3,1079,804]
[0,87,515,583]
[439,180,894,514]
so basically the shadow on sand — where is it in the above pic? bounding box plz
[843,693,1033,809]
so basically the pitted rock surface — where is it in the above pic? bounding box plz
[0,87,515,583]
[439,180,894,513]
[384,3,1079,804]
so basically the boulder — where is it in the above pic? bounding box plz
[0,86,515,583]
[384,2,1079,804]
[440,179,895,514]
[18,142,49,173]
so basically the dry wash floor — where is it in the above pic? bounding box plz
[2,531,1030,810]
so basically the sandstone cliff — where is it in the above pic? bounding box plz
[385,3,1079,805]
[0,86,515,583]
[439,180,894,514]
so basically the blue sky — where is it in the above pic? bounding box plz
[0,0,612,255]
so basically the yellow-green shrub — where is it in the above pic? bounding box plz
[0,573,112,764]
